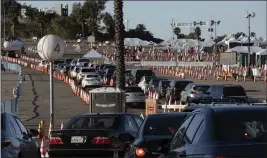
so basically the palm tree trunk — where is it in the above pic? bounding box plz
[81,23,85,37]
[11,22,15,37]
[114,0,125,90]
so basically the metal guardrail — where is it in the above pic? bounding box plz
[1,60,22,115]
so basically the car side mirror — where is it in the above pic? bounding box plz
[118,133,134,142]
[29,129,39,137]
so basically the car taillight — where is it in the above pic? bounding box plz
[190,91,197,95]
[1,138,11,148]
[49,137,64,144]
[91,137,112,145]
[136,148,146,157]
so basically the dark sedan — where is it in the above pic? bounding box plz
[122,113,188,158]
[48,113,143,157]
[1,112,40,158]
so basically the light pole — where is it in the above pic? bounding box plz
[193,21,203,61]
[210,20,221,52]
[245,12,255,66]
[125,20,130,31]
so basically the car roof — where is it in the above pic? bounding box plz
[170,79,193,82]
[194,105,267,114]
[147,112,189,118]
[211,84,242,87]
[192,83,210,86]
[79,113,139,117]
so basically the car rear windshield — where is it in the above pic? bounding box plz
[82,69,95,73]
[126,87,143,93]
[143,115,187,135]
[145,76,156,83]
[193,86,210,91]
[175,81,192,89]
[161,80,171,87]
[223,86,246,96]
[67,116,119,129]
[215,112,267,142]
[136,70,154,77]
[79,59,90,62]
[86,75,98,78]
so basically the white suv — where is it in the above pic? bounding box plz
[81,73,101,89]
[76,67,96,83]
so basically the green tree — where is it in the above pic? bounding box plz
[250,32,256,37]
[72,2,86,37]
[173,27,181,39]
[114,0,125,90]
[102,12,115,40]
[82,0,107,37]
[195,26,201,40]
[5,0,21,37]
[135,24,146,32]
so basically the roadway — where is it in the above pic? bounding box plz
[1,71,19,101]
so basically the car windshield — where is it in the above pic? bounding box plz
[86,75,98,78]
[82,69,95,73]
[215,111,267,142]
[175,81,192,89]
[79,59,90,62]
[126,87,143,93]
[145,76,157,83]
[143,115,186,135]
[223,86,246,96]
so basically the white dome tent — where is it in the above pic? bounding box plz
[83,49,104,63]
[256,49,267,56]
[226,46,263,53]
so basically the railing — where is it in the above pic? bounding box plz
[1,60,22,115]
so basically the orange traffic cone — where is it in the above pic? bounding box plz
[60,121,64,129]
[40,137,48,157]
[38,123,42,139]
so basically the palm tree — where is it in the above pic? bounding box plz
[6,1,21,37]
[173,27,181,39]
[102,12,115,39]
[195,27,201,40]
[36,12,48,37]
[72,2,85,37]
[114,0,125,90]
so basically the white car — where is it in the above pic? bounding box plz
[125,86,146,108]
[76,67,96,83]
[81,74,102,88]
[70,66,81,79]
[76,58,90,66]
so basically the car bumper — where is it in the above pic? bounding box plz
[48,148,124,157]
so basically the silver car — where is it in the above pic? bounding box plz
[180,83,210,104]
[125,86,146,108]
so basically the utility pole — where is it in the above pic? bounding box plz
[125,20,130,31]
[245,12,255,67]
[193,21,203,62]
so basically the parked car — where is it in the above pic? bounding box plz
[125,86,146,108]
[138,76,157,94]
[76,67,96,83]
[68,66,75,77]
[70,59,77,66]
[48,113,143,157]
[123,112,188,158]
[63,58,74,64]
[158,106,267,158]
[76,58,90,66]
[81,74,102,89]
[147,78,168,93]
[202,84,247,99]
[131,69,155,85]
[180,83,210,105]
[155,80,171,98]
[70,66,81,79]
[1,112,40,158]
[166,80,193,103]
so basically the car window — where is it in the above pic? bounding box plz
[182,114,204,145]
[192,120,205,144]
[223,86,246,96]
[8,116,22,134]
[185,83,192,91]
[125,119,131,132]
[125,87,143,93]
[169,115,194,150]
[175,81,192,89]
[14,117,28,134]
[194,86,210,92]
[133,116,143,128]
[126,116,138,132]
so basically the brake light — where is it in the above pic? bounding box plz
[1,138,11,148]
[190,91,197,95]
[49,137,64,144]
[91,137,112,145]
[136,148,145,157]
[244,131,248,136]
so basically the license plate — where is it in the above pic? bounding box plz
[71,136,85,143]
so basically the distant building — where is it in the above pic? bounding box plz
[39,8,55,14]
[53,4,68,16]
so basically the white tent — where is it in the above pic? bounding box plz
[237,34,245,41]
[83,49,103,58]
[256,49,267,56]
[226,46,263,53]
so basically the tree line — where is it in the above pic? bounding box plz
[1,0,163,43]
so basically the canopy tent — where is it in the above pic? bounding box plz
[256,49,267,56]
[124,38,151,46]
[237,34,245,41]
[226,46,263,53]
[83,49,104,63]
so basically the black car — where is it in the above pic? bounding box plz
[1,112,40,158]
[148,78,168,92]
[48,113,143,157]
[166,80,193,103]
[158,106,267,158]
[123,113,188,158]
[156,80,171,98]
